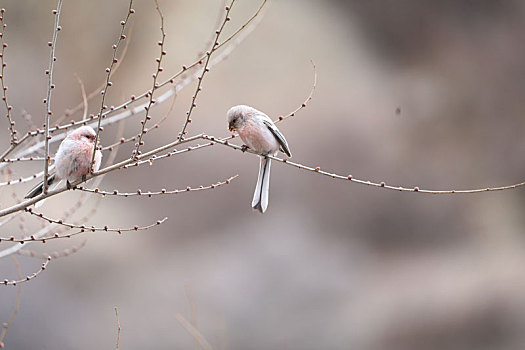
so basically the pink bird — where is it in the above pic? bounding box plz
[227,105,291,213]
[25,126,103,199]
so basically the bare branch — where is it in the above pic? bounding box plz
[0,256,22,347]
[43,0,63,193]
[0,169,44,187]
[178,0,236,140]
[73,73,88,121]
[0,224,60,259]
[121,141,215,168]
[55,25,134,126]
[131,0,165,159]
[274,60,317,124]
[115,307,121,350]
[2,256,51,286]
[23,207,167,234]
[176,313,213,350]
[0,8,16,145]
[16,239,87,259]
[92,0,134,170]
[0,211,19,228]
[184,284,199,350]
[0,134,201,218]
[201,135,525,195]
[0,216,167,244]
[76,175,237,198]
[0,0,267,165]
[199,0,228,58]
[1,156,47,163]
[102,88,175,152]
[7,90,176,165]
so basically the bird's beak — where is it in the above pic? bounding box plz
[228,122,235,132]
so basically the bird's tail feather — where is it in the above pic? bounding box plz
[34,179,63,208]
[252,157,271,213]
[25,173,56,199]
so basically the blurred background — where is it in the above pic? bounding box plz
[1,0,525,349]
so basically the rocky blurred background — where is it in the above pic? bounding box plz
[1,0,525,349]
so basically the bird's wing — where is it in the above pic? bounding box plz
[262,117,292,157]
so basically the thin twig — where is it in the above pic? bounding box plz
[274,60,317,124]
[1,156,48,163]
[76,175,237,198]
[102,88,175,152]
[121,142,215,169]
[2,256,51,286]
[220,59,316,144]
[94,134,202,177]
[54,25,134,126]
[185,284,199,350]
[0,169,46,187]
[0,135,201,218]
[17,239,87,259]
[0,211,19,228]
[0,224,59,258]
[0,8,17,145]
[176,313,213,350]
[120,58,315,164]
[74,73,88,121]
[23,207,166,234]
[132,0,166,159]
[203,135,525,194]
[92,0,134,170]
[178,0,236,140]
[0,216,167,243]
[0,0,267,165]
[115,307,121,350]
[0,256,22,346]
[43,0,63,194]
[8,90,176,166]
[198,0,228,58]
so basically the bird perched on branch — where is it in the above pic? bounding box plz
[25,126,102,200]
[227,105,291,213]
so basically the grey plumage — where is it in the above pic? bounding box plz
[262,119,291,157]
[25,174,56,199]
[252,156,271,213]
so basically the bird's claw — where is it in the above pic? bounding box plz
[241,145,249,153]
[66,180,72,190]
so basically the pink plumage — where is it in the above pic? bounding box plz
[54,126,102,182]
[237,117,280,155]
[227,105,291,213]
[25,126,102,199]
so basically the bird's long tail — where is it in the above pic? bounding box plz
[25,173,56,199]
[252,157,271,213]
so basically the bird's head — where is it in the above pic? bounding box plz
[70,125,98,144]
[227,105,253,132]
